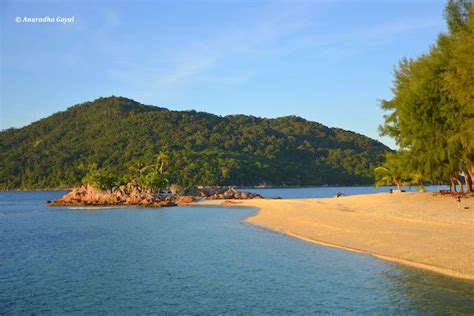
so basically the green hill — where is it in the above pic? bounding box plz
[0,96,390,189]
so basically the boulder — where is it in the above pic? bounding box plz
[176,196,198,204]
[160,200,177,207]
[197,186,227,197]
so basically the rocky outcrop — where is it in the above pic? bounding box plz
[176,196,198,205]
[197,186,263,200]
[48,184,264,207]
[196,186,227,197]
[48,184,177,207]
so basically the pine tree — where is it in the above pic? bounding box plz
[379,0,474,192]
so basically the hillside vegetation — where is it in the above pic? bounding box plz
[0,97,389,189]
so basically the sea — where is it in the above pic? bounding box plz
[1,186,473,314]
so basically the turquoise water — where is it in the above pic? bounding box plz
[1,190,473,314]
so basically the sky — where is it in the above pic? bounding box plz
[1,0,448,148]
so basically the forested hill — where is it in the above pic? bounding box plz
[0,96,390,189]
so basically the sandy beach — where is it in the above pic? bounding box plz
[201,192,474,280]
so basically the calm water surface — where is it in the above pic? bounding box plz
[247,185,450,198]
[1,189,472,315]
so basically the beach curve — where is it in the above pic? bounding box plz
[200,192,474,281]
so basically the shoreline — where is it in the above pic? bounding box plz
[0,188,72,192]
[258,225,474,281]
[200,193,474,281]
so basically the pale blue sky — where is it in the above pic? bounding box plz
[1,0,447,148]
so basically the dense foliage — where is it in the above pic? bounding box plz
[0,97,388,190]
[378,0,474,192]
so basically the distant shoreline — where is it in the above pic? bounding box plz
[0,185,360,193]
[0,184,448,193]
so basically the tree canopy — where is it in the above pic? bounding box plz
[378,0,474,192]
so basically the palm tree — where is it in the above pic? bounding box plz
[374,152,409,191]
[374,166,404,190]
[156,149,169,175]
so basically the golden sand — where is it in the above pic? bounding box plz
[200,192,474,280]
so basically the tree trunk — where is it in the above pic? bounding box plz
[465,171,473,193]
[394,179,401,191]
[456,176,464,193]
[467,163,474,193]
[451,176,457,192]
